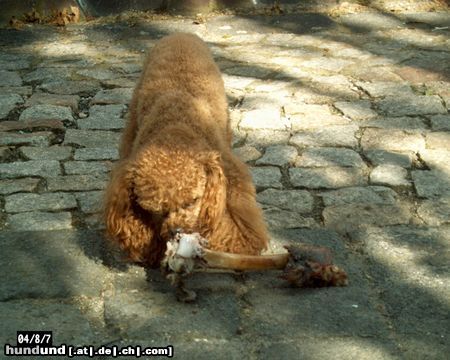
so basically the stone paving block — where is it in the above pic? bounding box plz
[104,269,241,339]
[77,104,125,130]
[0,71,22,86]
[77,68,120,81]
[74,147,119,161]
[263,208,317,229]
[20,146,73,161]
[46,174,108,191]
[290,106,350,130]
[222,74,255,90]
[232,145,261,163]
[334,100,378,120]
[429,114,450,131]
[356,81,413,98]
[0,93,23,119]
[0,58,30,71]
[249,167,283,189]
[7,212,73,231]
[23,67,73,84]
[361,116,426,129]
[0,178,41,195]
[19,104,74,123]
[300,57,353,72]
[418,149,450,172]
[296,147,365,168]
[320,186,397,206]
[344,65,404,83]
[75,191,104,213]
[417,197,450,226]
[255,145,297,166]
[369,164,410,187]
[25,93,80,111]
[289,167,366,189]
[5,192,77,213]
[38,80,101,95]
[0,86,33,96]
[0,301,96,346]
[0,131,54,147]
[425,81,450,110]
[91,88,133,105]
[240,108,288,130]
[64,129,121,148]
[361,128,425,152]
[323,203,411,232]
[364,149,413,168]
[0,230,111,300]
[103,77,138,88]
[412,170,450,198]
[378,95,446,116]
[425,131,450,151]
[257,189,314,213]
[0,119,64,131]
[352,226,450,359]
[245,130,290,146]
[290,125,358,148]
[64,161,111,175]
[0,160,61,179]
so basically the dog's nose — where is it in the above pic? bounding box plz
[169,228,184,237]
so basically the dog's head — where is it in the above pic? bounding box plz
[131,144,227,237]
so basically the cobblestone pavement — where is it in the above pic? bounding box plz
[0,8,449,360]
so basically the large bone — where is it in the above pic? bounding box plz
[161,232,348,301]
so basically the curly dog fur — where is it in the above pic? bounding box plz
[104,33,269,267]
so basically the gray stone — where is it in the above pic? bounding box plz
[0,86,33,96]
[296,148,365,168]
[417,198,450,226]
[77,104,125,130]
[412,170,450,198]
[0,132,53,147]
[246,130,291,146]
[378,95,446,116]
[5,192,77,213]
[0,160,61,179]
[320,186,397,206]
[300,57,353,72]
[38,80,101,95]
[429,114,450,131]
[0,58,30,71]
[241,93,288,111]
[257,189,314,213]
[91,88,133,105]
[7,212,72,230]
[365,149,413,168]
[370,165,410,187]
[419,149,450,172]
[0,178,40,195]
[75,191,104,213]
[103,77,137,88]
[232,145,261,162]
[240,108,288,130]
[263,209,317,229]
[25,93,79,111]
[0,71,22,86]
[290,125,358,148]
[46,174,108,191]
[249,167,283,189]
[77,68,119,81]
[64,161,111,175]
[74,147,119,161]
[64,129,121,148]
[339,12,404,31]
[0,230,112,300]
[19,104,74,123]
[425,81,450,110]
[23,68,72,84]
[426,131,450,151]
[356,81,413,98]
[20,146,72,160]
[256,145,297,166]
[290,104,350,130]
[361,128,425,152]
[0,93,23,119]
[361,116,426,129]
[345,65,404,82]
[222,74,255,90]
[289,167,366,189]
[323,203,411,232]
[114,62,142,74]
[352,226,450,359]
[334,100,378,120]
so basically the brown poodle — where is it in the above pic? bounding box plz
[104,33,269,268]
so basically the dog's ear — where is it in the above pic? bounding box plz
[103,159,155,263]
[198,152,227,233]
